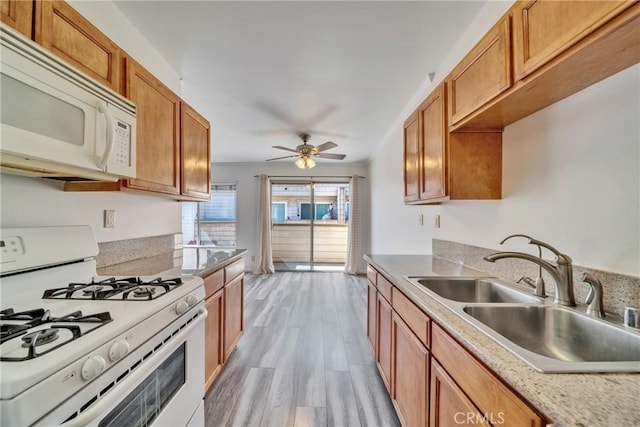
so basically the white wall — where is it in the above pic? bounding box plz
[369,1,640,276]
[211,162,370,271]
[0,0,183,243]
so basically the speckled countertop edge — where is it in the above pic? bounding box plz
[181,248,248,278]
[364,254,640,427]
[96,249,248,278]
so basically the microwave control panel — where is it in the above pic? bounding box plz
[114,120,131,167]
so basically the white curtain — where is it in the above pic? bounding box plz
[253,174,274,274]
[345,175,362,275]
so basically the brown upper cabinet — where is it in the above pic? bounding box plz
[403,110,420,203]
[512,0,636,80]
[66,55,214,201]
[1,0,33,38]
[34,0,120,92]
[180,102,211,200]
[418,82,447,201]
[448,16,511,128]
[404,81,502,205]
[122,55,181,195]
[451,1,639,131]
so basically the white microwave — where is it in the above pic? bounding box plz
[0,23,136,181]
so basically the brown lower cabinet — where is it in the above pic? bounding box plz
[365,264,548,427]
[203,257,244,391]
[366,279,377,354]
[430,360,486,427]
[223,274,243,360]
[204,288,223,390]
[376,292,392,392]
[392,311,429,427]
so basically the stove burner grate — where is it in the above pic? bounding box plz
[21,328,60,347]
[42,277,183,301]
[0,308,112,361]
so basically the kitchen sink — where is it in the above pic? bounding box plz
[410,277,541,304]
[463,305,640,372]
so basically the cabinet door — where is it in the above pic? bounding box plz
[432,325,546,426]
[392,312,429,427]
[1,0,32,37]
[366,279,377,355]
[449,16,511,126]
[34,0,120,91]
[403,110,420,203]
[205,289,223,391]
[123,56,181,195]
[180,102,211,200]
[430,360,487,427]
[512,0,635,80]
[377,293,392,392]
[419,82,447,201]
[223,274,243,360]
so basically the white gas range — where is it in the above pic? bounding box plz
[0,226,206,426]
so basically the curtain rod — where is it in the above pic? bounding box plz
[254,175,365,179]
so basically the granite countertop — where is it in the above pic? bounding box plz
[364,254,640,427]
[97,248,248,278]
[180,247,248,277]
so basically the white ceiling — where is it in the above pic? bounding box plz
[114,1,486,164]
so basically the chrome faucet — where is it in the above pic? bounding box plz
[501,234,546,298]
[581,273,605,318]
[483,235,576,306]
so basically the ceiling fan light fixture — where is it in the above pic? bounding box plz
[295,155,316,169]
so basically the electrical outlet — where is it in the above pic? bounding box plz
[419,214,424,226]
[435,214,441,229]
[251,255,256,261]
[104,210,116,228]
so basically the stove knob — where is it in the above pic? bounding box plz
[185,294,198,307]
[175,300,189,315]
[81,355,106,381]
[109,340,130,362]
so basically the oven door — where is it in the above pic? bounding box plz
[37,303,206,427]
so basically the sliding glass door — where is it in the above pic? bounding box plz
[271,181,349,271]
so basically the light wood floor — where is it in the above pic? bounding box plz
[204,272,400,427]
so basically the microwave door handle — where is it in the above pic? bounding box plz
[96,101,115,170]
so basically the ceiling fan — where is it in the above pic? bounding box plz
[266,133,346,169]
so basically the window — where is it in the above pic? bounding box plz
[182,184,236,247]
[271,202,287,224]
[299,202,333,220]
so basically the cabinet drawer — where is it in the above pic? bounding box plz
[367,265,377,287]
[512,0,635,80]
[225,258,244,284]
[377,273,393,303]
[431,324,546,427]
[448,16,512,126]
[203,268,224,299]
[392,288,430,348]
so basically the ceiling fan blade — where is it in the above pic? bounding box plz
[272,145,299,153]
[266,155,299,161]
[315,152,346,160]
[314,141,338,153]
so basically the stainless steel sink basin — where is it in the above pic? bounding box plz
[463,305,640,372]
[412,277,541,304]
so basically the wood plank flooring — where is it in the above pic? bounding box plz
[204,272,400,427]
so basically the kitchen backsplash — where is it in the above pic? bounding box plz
[97,233,182,268]
[433,239,640,317]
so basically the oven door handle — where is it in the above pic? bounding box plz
[59,307,206,427]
